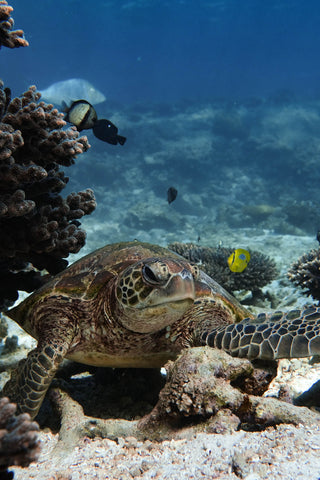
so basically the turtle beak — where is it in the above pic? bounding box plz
[137,267,196,308]
[157,268,196,304]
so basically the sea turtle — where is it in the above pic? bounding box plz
[2,241,320,420]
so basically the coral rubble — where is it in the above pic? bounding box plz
[0,397,40,479]
[168,242,278,293]
[0,1,28,49]
[0,83,96,309]
[288,249,320,300]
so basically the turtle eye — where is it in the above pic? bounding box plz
[142,261,170,285]
[142,265,159,284]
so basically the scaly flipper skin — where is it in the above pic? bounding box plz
[203,306,320,360]
[3,325,73,419]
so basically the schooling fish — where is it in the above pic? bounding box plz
[167,186,178,204]
[40,78,106,106]
[227,248,250,273]
[63,100,97,131]
[92,119,126,145]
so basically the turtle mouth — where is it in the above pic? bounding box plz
[137,296,194,310]
[120,297,194,334]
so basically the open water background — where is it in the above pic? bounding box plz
[2,1,320,251]
[4,1,320,103]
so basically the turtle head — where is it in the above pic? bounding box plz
[116,257,200,333]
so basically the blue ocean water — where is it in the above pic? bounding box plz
[3,0,320,103]
[3,0,320,248]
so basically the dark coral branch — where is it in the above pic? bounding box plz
[0,397,40,479]
[0,1,28,48]
[0,82,96,309]
[0,258,51,308]
[2,87,87,168]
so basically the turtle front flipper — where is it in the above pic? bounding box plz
[202,306,320,360]
[2,334,73,420]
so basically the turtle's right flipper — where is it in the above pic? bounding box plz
[2,337,71,420]
[203,306,320,361]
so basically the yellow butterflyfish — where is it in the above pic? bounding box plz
[227,248,250,273]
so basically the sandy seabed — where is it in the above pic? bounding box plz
[12,423,320,480]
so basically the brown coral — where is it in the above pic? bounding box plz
[0,397,40,478]
[168,242,278,293]
[288,248,320,300]
[0,83,96,309]
[0,1,28,48]
[138,348,320,438]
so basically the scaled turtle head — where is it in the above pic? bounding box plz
[116,257,200,333]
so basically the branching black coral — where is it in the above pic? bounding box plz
[168,242,278,293]
[0,82,96,309]
[0,397,40,479]
[288,249,320,301]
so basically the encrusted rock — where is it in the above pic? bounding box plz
[139,347,320,437]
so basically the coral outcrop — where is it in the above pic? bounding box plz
[0,397,40,479]
[288,249,320,300]
[0,1,28,49]
[168,242,278,293]
[139,348,320,438]
[0,82,96,309]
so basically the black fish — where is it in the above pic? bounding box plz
[167,187,178,204]
[92,119,126,145]
[63,99,97,131]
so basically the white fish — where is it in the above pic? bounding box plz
[39,78,106,106]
